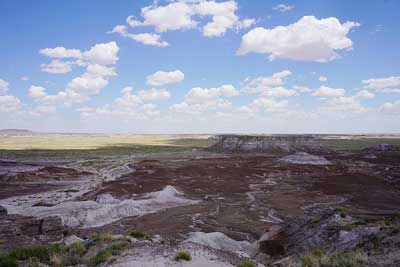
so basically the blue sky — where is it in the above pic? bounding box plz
[1,0,399,133]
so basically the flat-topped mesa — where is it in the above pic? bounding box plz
[210,135,327,154]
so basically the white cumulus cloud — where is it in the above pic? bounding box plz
[170,84,238,114]
[194,0,255,37]
[239,97,288,113]
[272,4,294,13]
[319,76,328,82]
[141,1,197,32]
[362,76,400,93]
[0,95,21,112]
[77,86,169,120]
[114,0,254,43]
[241,70,292,94]
[237,16,360,62]
[108,25,169,47]
[0,80,21,113]
[355,90,375,100]
[0,79,9,95]
[138,88,171,101]
[146,70,185,86]
[82,42,119,65]
[40,47,82,58]
[313,86,346,97]
[40,60,73,74]
[33,42,120,107]
[260,86,297,98]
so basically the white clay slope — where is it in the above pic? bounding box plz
[185,232,253,256]
[3,185,198,228]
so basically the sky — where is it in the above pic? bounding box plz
[0,0,399,134]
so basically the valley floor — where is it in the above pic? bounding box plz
[0,135,399,266]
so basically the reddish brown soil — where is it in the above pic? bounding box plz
[2,151,400,241]
[80,152,400,239]
[0,183,61,200]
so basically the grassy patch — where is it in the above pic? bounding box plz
[302,249,368,267]
[0,255,17,267]
[168,138,216,148]
[108,240,130,255]
[67,242,86,256]
[321,137,400,151]
[2,242,90,267]
[9,245,51,262]
[333,207,347,218]
[63,188,80,193]
[90,249,113,266]
[89,239,130,266]
[128,230,148,239]
[310,215,323,225]
[0,134,212,150]
[327,252,368,267]
[92,232,114,242]
[0,134,215,160]
[237,260,256,267]
[174,251,192,261]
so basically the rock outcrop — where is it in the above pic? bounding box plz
[0,205,7,216]
[210,135,328,154]
[279,152,331,165]
[0,214,64,248]
[254,207,400,266]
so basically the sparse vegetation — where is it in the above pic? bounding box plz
[108,239,130,255]
[9,245,52,262]
[88,238,130,266]
[92,232,114,242]
[63,188,80,193]
[311,215,323,225]
[237,260,256,267]
[321,136,400,151]
[0,255,17,267]
[128,230,148,239]
[302,249,368,267]
[333,208,346,218]
[174,251,192,261]
[0,134,213,151]
[90,249,113,266]
[2,243,87,267]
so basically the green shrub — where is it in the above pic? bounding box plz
[302,249,328,267]
[90,249,113,266]
[334,208,347,218]
[0,255,17,267]
[302,254,320,267]
[311,216,323,225]
[63,188,80,193]
[109,240,130,255]
[302,250,368,267]
[327,252,368,267]
[67,242,86,256]
[128,230,148,239]
[174,251,192,261]
[54,242,87,266]
[9,245,51,262]
[88,239,129,266]
[26,257,41,267]
[93,232,114,242]
[237,260,256,267]
[49,253,63,267]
